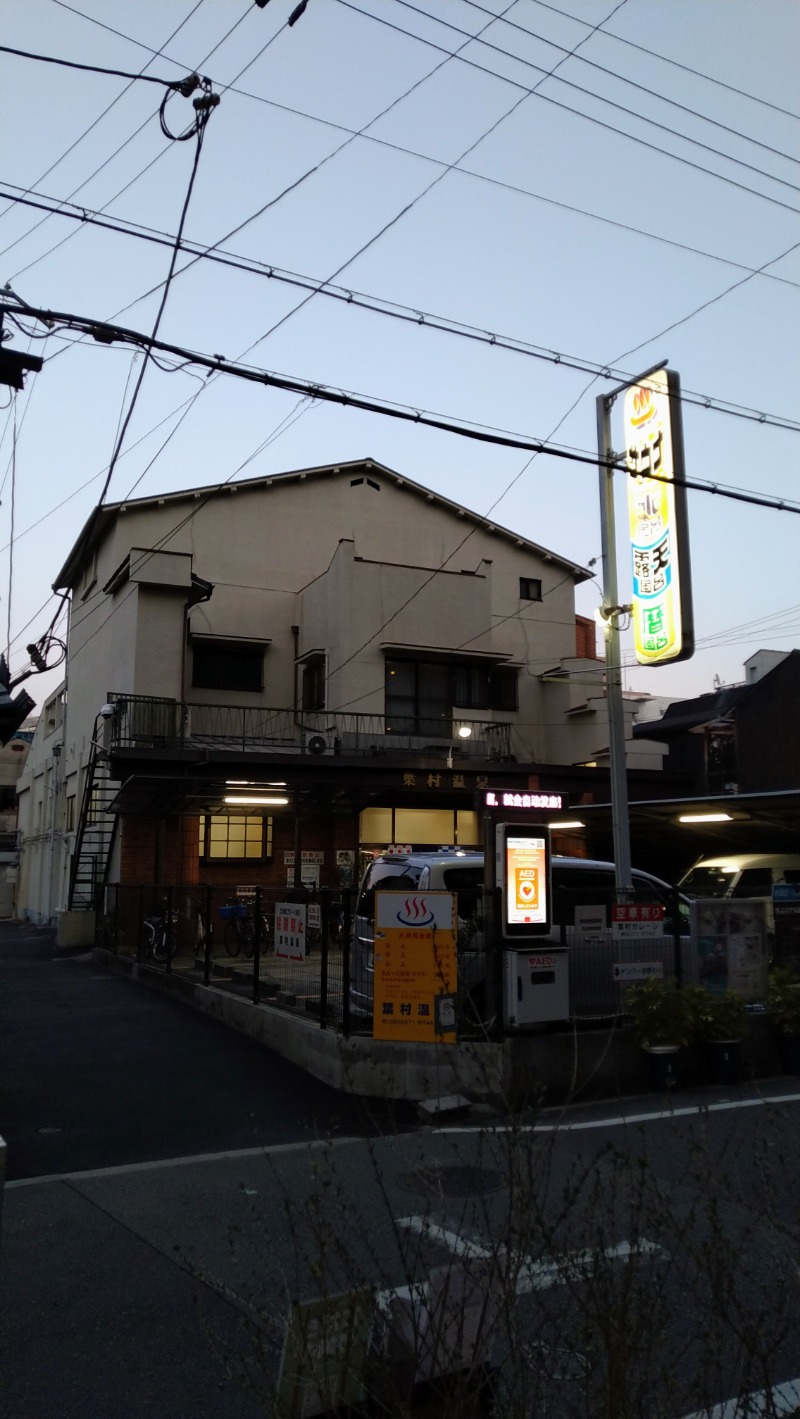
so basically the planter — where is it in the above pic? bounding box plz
[777,1033,800,1075]
[704,1038,743,1086]
[644,1045,681,1092]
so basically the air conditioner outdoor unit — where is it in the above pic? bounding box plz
[304,730,336,756]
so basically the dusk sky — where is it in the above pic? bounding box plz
[1,0,798,711]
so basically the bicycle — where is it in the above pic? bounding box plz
[142,907,179,963]
[219,899,268,959]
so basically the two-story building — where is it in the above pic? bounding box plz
[16,457,673,932]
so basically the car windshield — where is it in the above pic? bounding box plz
[679,865,738,898]
[356,861,424,917]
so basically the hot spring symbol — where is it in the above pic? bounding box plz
[397,896,435,927]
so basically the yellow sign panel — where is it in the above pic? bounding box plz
[623,368,694,666]
[373,891,457,1043]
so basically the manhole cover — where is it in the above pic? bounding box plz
[396,1164,505,1197]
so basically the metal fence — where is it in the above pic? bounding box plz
[98,883,686,1038]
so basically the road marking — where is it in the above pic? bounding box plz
[395,1216,665,1295]
[438,1092,800,1137]
[680,1376,800,1417]
[4,1135,361,1188]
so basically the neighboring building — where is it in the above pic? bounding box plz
[0,718,34,917]
[632,650,800,796]
[16,458,687,928]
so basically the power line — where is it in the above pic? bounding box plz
[445,0,800,172]
[0,41,197,87]
[338,0,800,217]
[0,0,208,228]
[4,183,800,435]
[0,1,252,266]
[526,0,800,124]
[14,23,800,304]
[11,303,799,521]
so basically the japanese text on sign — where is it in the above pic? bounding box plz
[274,902,306,961]
[373,892,457,1044]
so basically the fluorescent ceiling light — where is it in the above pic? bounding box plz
[225,780,251,785]
[678,812,733,824]
[549,820,585,829]
[224,795,289,807]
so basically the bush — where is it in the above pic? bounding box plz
[686,987,749,1043]
[766,967,800,1035]
[625,977,691,1049]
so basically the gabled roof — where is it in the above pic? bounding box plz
[53,457,592,590]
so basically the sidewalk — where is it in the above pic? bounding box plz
[0,920,387,1416]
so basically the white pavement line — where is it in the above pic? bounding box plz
[395,1215,494,1260]
[5,1135,362,1188]
[437,1093,800,1137]
[395,1217,665,1296]
[680,1375,800,1417]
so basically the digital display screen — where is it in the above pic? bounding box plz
[497,824,551,937]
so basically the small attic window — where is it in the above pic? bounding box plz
[520,577,542,602]
[350,477,381,491]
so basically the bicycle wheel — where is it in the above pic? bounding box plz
[224,919,242,957]
[151,923,170,963]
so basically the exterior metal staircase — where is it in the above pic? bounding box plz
[67,733,119,911]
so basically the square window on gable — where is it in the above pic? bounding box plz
[192,639,265,692]
[520,577,542,602]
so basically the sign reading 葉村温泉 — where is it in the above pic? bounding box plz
[373,891,457,1044]
[623,368,694,666]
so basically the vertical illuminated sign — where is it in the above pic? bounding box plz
[624,368,694,665]
[496,824,551,938]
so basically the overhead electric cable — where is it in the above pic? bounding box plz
[527,0,800,123]
[450,0,800,170]
[338,0,800,216]
[6,301,799,518]
[36,89,219,644]
[0,42,197,87]
[4,186,799,433]
[0,0,250,266]
[0,0,207,227]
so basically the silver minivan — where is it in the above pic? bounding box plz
[349,850,688,1024]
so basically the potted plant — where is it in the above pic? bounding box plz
[687,987,749,1085]
[625,977,691,1091]
[766,967,800,1074]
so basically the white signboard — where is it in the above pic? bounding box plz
[285,851,325,865]
[574,905,607,940]
[308,903,322,932]
[613,961,664,983]
[274,902,307,961]
[375,892,455,931]
[287,866,320,890]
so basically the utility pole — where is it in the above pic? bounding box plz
[596,391,633,901]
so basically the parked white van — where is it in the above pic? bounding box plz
[349,850,688,1025]
[678,853,800,902]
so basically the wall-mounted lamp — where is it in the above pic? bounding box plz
[447,723,473,769]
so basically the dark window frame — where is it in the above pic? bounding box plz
[385,657,517,733]
[520,577,542,602]
[192,639,265,693]
[301,655,327,712]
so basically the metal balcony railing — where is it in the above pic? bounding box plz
[105,693,514,760]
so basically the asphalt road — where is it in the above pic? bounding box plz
[3,923,800,1417]
[0,925,403,1181]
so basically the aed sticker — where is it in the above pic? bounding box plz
[528,955,556,968]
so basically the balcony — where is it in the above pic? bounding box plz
[105,693,514,761]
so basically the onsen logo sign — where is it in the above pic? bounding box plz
[396,896,435,927]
